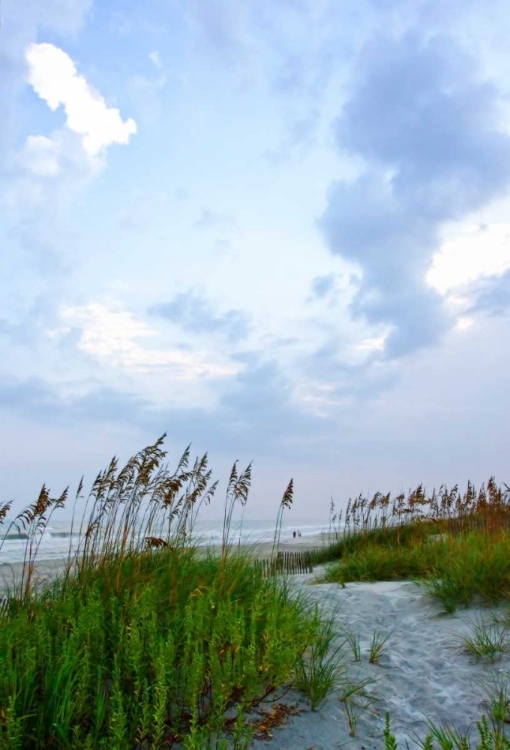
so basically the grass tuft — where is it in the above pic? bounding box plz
[455,618,510,662]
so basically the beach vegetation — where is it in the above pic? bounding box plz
[316,478,510,612]
[454,617,510,662]
[0,435,340,749]
[3,441,510,747]
[477,672,510,729]
[384,712,510,750]
[342,696,358,738]
[293,602,347,710]
[368,627,393,664]
[341,622,362,661]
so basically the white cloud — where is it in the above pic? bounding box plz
[356,335,386,352]
[455,317,474,331]
[149,50,163,69]
[427,223,510,294]
[48,301,241,379]
[20,135,61,176]
[25,42,137,157]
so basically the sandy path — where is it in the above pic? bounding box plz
[246,566,510,749]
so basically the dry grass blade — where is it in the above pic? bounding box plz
[222,461,253,557]
[272,479,294,558]
[250,703,304,741]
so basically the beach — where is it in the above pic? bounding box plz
[3,535,509,748]
[215,531,333,559]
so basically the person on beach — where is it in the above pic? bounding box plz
[293,531,296,538]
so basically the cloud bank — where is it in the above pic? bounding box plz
[320,32,510,358]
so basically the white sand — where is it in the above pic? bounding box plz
[245,566,510,749]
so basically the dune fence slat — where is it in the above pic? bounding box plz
[253,549,318,578]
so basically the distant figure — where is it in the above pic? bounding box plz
[298,531,302,537]
[293,530,296,538]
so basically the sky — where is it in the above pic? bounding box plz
[1,0,510,523]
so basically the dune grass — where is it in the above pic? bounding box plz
[0,435,332,750]
[316,479,510,612]
[322,530,510,611]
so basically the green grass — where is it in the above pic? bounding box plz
[293,602,347,710]
[454,617,510,662]
[368,627,392,664]
[0,547,324,749]
[319,529,510,612]
[0,435,337,749]
[318,482,510,747]
[384,712,510,750]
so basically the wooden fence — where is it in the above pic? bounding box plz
[253,550,317,578]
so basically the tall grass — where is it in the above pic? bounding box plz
[0,435,330,749]
[317,478,510,612]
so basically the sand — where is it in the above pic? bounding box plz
[211,532,331,560]
[245,566,510,749]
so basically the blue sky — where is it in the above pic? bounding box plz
[1,0,510,521]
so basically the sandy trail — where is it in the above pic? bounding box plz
[247,566,510,749]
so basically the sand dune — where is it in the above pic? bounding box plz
[4,546,509,748]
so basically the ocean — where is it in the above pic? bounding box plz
[0,518,331,565]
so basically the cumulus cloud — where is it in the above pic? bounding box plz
[0,376,153,430]
[0,355,331,461]
[25,42,137,157]
[320,32,510,358]
[148,290,250,343]
[427,223,510,294]
[0,377,64,419]
[1,34,137,292]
